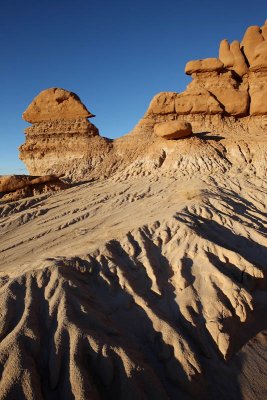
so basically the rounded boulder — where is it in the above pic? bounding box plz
[154,121,192,140]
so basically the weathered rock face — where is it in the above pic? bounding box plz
[249,71,267,115]
[133,20,267,135]
[186,70,250,116]
[20,88,111,178]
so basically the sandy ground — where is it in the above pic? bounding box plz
[0,132,267,399]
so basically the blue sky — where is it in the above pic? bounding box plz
[0,0,266,174]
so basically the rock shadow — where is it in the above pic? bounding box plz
[194,132,225,142]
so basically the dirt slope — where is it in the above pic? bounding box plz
[1,132,267,399]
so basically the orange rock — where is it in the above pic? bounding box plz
[230,40,249,76]
[210,87,249,116]
[147,92,176,114]
[175,89,223,115]
[23,88,94,123]
[241,26,264,65]
[249,72,267,115]
[154,121,192,139]
[250,41,267,71]
[185,58,224,75]
[261,21,267,40]
[219,39,234,68]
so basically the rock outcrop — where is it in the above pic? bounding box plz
[0,174,69,202]
[132,19,267,137]
[19,88,111,178]
[19,21,267,182]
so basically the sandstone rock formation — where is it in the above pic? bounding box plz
[131,19,267,138]
[19,21,267,182]
[185,58,224,74]
[23,88,95,123]
[0,174,69,202]
[219,39,234,68]
[241,25,264,65]
[20,88,111,178]
[230,40,249,76]
[0,174,58,192]
[154,120,192,139]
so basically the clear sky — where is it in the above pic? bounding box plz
[0,0,266,174]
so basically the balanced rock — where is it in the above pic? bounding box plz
[18,21,267,181]
[185,58,224,75]
[154,121,192,139]
[23,88,94,123]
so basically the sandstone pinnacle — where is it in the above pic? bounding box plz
[219,39,234,68]
[230,40,248,77]
[241,25,264,65]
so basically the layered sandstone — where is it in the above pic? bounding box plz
[20,88,111,178]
